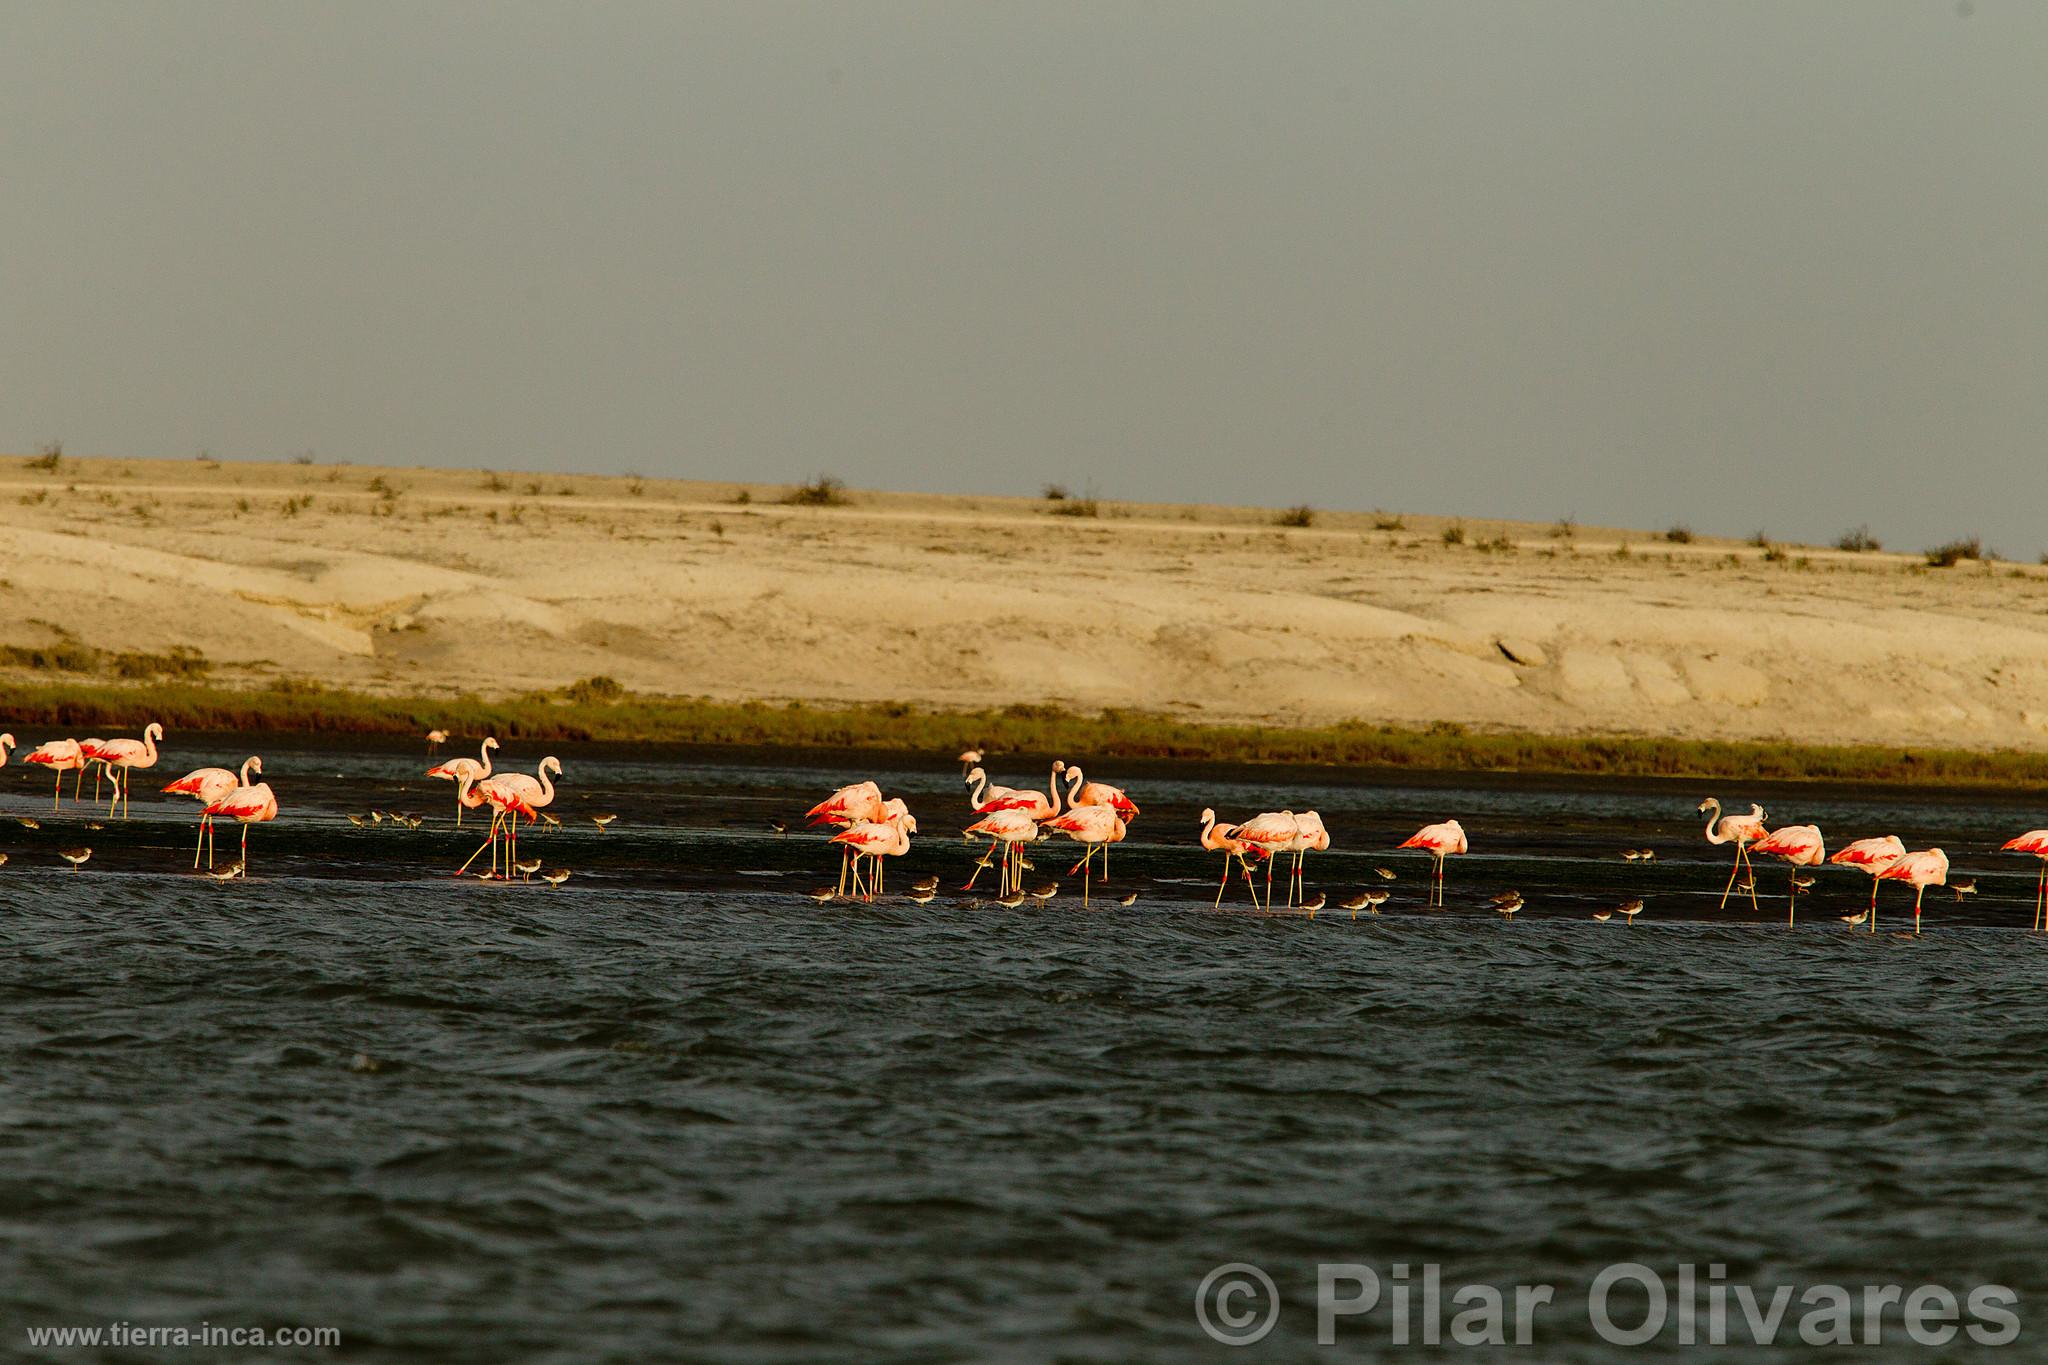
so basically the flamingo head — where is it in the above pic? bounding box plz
[247,756,263,777]
[144,722,164,742]
[0,733,13,751]
[1696,797,1719,814]
[483,736,500,753]
[541,756,563,777]
[1199,806,1215,823]
[963,766,987,785]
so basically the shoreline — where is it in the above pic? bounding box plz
[6,679,2048,790]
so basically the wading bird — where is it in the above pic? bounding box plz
[1829,836,1906,922]
[1198,808,1262,908]
[426,737,498,827]
[1041,803,1125,907]
[21,738,85,810]
[2002,830,2048,930]
[203,764,278,873]
[832,809,916,899]
[1399,819,1468,906]
[1058,763,1140,874]
[426,729,448,754]
[962,808,1041,897]
[1698,799,1768,912]
[1750,824,1825,925]
[163,756,261,869]
[96,722,164,819]
[1878,848,1949,935]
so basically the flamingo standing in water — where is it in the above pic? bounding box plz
[1878,848,1949,935]
[426,737,498,827]
[1198,808,1262,908]
[1399,819,1468,907]
[1058,763,1140,876]
[2002,830,2048,931]
[831,809,916,901]
[1233,812,1302,910]
[1285,811,1330,908]
[1750,824,1825,925]
[163,756,261,868]
[426,729,449,754]
[1829,836,1905,922]
[96,723,164,819]
[203,763,278,872]
[963,808,1042,897]
[460,757,561,879]
[22,739,84,809]
[1041,803,1125,907]
[964,764,1061,890]
[808,780,886,896]
[1698,798,1768,912]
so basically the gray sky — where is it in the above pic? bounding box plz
[4,2,2043,552]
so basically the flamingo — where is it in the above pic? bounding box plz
[963,764,1061,889]
[0,733,13,767]
[425,736,498,827]
[426,728,448,754]
[1399,819,1468,906]
[2001,831,2048,931]
[460,757,561,879]
[963,808,1042,897]
[78,738,109,802]
[1198,808,1262,907]
[1878,848,1948,935]
[1828,835,1905,922]
[1059,763,1140,876]
[203,764,278,872]
[1750,824,1825,924]
[1233,812,1302,910]
[96,722,164,819]
[21,738,84,810]
[1698,798,1768,912]
[831,809,916,901]
[163,756,261,868]
[1041,803,1125,907]
[1285,811,1330,907]
[808,780,886,895]
[460,773,538,878]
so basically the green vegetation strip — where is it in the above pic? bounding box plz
[2,678,2046,787]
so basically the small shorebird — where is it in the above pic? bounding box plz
[1637,849,1657,863]
[1617,897,1644,926]
[1028,883,1058,902]
[368,809,386,825]
[994,889,1026,908]
[1489,889,1523,910]
[1790,872,1817,894]
[909,875,940,894]
[1117,891,1138,907]
[591,813,618,832]
[513,857,542,882]
[1840,909,1869,927]
[769,820,787,834]
[906,888,937,905]
[1374,866,1397,882]
[1301,890,1326,916]
[1592,909,1612,922]
[1361,890,1389,915]
[85,822,104,831]
[346,813,369,828]
[58,847,91,872]
[1951,877,1978,900]
[0,853,8,868]
[805,886,836,903]
[1622,849,1645,862]
[17,817,39,830]
[538,813,560,829]
[540,868,571,890]
[205,860,245,882]
[1338,891,1372,915]
[1496,898,1520,921]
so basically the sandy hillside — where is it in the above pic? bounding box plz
[2,454,2046,750]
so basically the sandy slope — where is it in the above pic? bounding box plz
[3,455,2046,749]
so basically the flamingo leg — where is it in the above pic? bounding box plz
[1719,850,1742,910]
[1788,871,1796,927]
[457,814,499,876]
[51,770,60,810]
[240,822,249,873]
[1083,848,1091,908]
[193,817,206,869]
[1915,885,1925,935]
[1214,856,1232,908]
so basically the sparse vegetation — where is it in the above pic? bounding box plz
[1551,517,1576,541]
[281,494,314,518]
[1042,483,1071,502]
[27,442,62,473]
[1835,525,1882,553]
[0,643,209,680]
[1475,532,1516,554]
[1925,537,1983,568]
[1614,541,1632,559]
[1440,523,1465,546]
[1372,511,1406,532]
[783,474,851,507]
[733,489,752,505]
[481,472,509,492]
[563,674,626,704]
[1275,504,1316,529]
[1664,524,1694,544]
[1761,543,1788,563]
[1049,497,1100,518]
[1746,530,1771,548]
[292,453,315,466]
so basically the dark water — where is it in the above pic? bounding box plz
[4,741,2047,1360]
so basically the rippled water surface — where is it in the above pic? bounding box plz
[4,741,2047,1360]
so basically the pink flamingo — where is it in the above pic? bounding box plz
[1751,824,1825,925]
[22,739,84,810]
[2001,830,2048,931]
[963,764,1062,889]
[963,808,1042,897]
[1399,819,1468,907]
[426,736,498,827]
[203,763,278,872]
[1699,798,1768,911]
[460,758,560,879]
[1878,848,1949,935]
[1233,812,1302,910]
[1041,803,1125,907]
[808,780,886,895]
[1058,763,1140,876]
[1198,808,1263,908]
[96,722,163,819]
[0,733,13,767]
[1829,836,1905,918]
[164,756,261,868]
[1285,811,1330,909]
[831,809,916,901]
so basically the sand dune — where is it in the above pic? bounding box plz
[3,454,2046,749]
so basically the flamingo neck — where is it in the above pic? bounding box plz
[238,757,258,785]
[1048,763,1066,816]
[537,761,556,806]
[1065,767,1085,809]
[141,727,159,763]
[1702,801,1726,844]
[478,742,495,778]
[966,770,988,807]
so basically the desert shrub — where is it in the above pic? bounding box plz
[112,646,209,680]
[1835,525,1881,553]
[1664,524,1694,544]
[1761,543,1788,563]
[1372,511,1406,531]
[564,675,626,704]
[27,442,61,473]
[784,474,850,507]
[1441,523,1465,546]
[1925,537,1982,568]
[1747,530,1770,548]
[1042,483,1070,502]
[1049,498,1100,518]
[1275,505,1316,528]
[1551,517,1576,541]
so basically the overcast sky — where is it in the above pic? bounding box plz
[4,2,2042,551]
